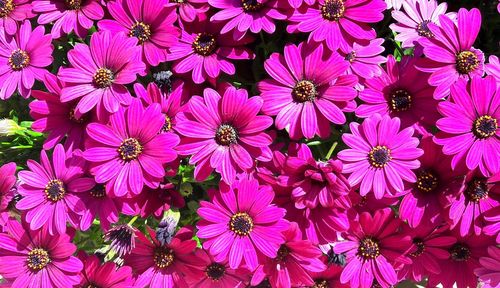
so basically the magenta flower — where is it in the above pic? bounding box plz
[84,99,179,197]
[209,0,286,40]
[338,114,423,199]
[0,0,34,35]
[434,76,499,176]
[58,31,145,116]
[196,177,288,270]
[176,86,273,184]
[98,0,179,67]
[390,0,450,48]
[334,209,412,288]
[78,184,120,231]
[356,55,440,130]
[169,20,254,84]
[0,162,16,212]
[287,0,386,51]
[417,8,484,99]
[0,218,83,288]
[0,21,53,99]
[309,256,349,288]
[341,38,385,79]
[475,246,500,288]
[483,206,500,243]
[259,42,357,139]
[486,55,500,84]
[172,0,209,22]
[33,0,104,39]
[16,144,94,235]
[122,183,185,219]
[78,252,134,288]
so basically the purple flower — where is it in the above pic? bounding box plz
[0,162,16,212]
[485,55,500,85]
[78,184,120,231]
[172,0,209,22]
[0,0,34,36]
[341,38,386,80]
[475,246,500,288]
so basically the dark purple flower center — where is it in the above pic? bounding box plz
[275,244,290,262]
[118,138,143,161]
[465,178,488,203]
[161,115,173,132]
[129,22,151,44]
[0,0,14,17]
[68,107,88,123]
[368,146,391,168]
[449,243,471,261]
[44,179,66,202]
[93,68,114,88]
[241,0,263,12]
[229,212,254,236]
[8,49,30,70]
[410,238,425,257]
[389,89,412,112]
[321,0,345,21]
[292,80,317,102]
[416,170,439,193]
[85,284,101,288]
[216,124,238,146]
[104,224,136,257]
[456,50,479,74]
[416,20,434,38]
[345,51,356,62]
[65,0,82,10]
[206,262,226,280]
[473,115,497,139]
[311,279,329,288]
[358,237,380,260]
[27,248,50,271]
[192,33,217,56]
[90,184,106,198]
[153,247,175,268]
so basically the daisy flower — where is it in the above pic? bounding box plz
[0,21,53,99]
[258,42,357,139]
[434,76,499,176]
[341,38,386,80]
[122,183,185,219]
[16,144,94,235]
[309,257,349,288]
[475,246,500,288]
[417,8,484,99]
[338,114,424,199]
[97,0,179,67]
[175,86,273,184]
[78,184,120,231]
[78,252,134,288]
[0,162,16,212]
[485,55,500,84]
[0,218,83,288]
[84,99,179,197]
[171,0,209,22]
[104,224,137,257]
[58,31,145,117]
[196,177,288,270]
[33,0,104,39]
[0,0,34,35]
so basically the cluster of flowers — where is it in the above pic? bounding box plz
[0,0,499,287]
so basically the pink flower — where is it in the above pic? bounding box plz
[122,183,185,219]
[308,257,349,288]
[338,114,423,199]
[341,38,386,80]
[172,0,209,22]
[84,99,179,197]
[58,31,145,117]
[175,86,273,184]
[259,42,357,139]
[385,0,403,10]
[98,0,179,67]
[78,184,121,231]
[485,55,500,85]
[475,246,500,288]
[0,162,16,212]
[0,21,53,99]
[483,205,500,243]
[77,252,134,287]
[0,0,34,36]
[16,144,94,235]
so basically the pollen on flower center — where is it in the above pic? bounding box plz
[465,178,488,202]
[118,138,143,161]
[68,108,87,123]
[321,0,345,21]
[368,146,391,168]
[275,245,290,262]
[129,22,151,44]
[473,115,497,139]
[311,279,329,288]
[456,51,479,74]
[93,68,114,88]
[410,238,425,257]
[44,179,66,202]
[0,0,14,17]
[416,20,434,38]
[292,80,317,102]
[345,51,356,62]
[8,49,30,70]
[27,248,50,271]
[65,0,82,10]
[449,243,471,262]
[229,212,254,236]
[216,124,238,146]
[358,237,380,260]
[241,0,262,12]
[205,262,226,280]
[389,89,412,112]
[161,115,173,132]
[89,184,106,198]
[153,247,175,268]
[192,33,217,56]
[416,170,439,193]
[85,284,101,288]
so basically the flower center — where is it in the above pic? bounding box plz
[27,248,50,271]
[216,124,238,146]
[129,22,151,44]
[229,212,254,236]
[449,243,471,262]
[456,51,479,74]
[68,107,87,123]
[8,49,30,70]
[89,184,106,198]
[292,80,317,102]
[358,237,380,260]
[118,138,143,161]
[93,68,114,88]
[321,0,345,21]
[275,245,290,262]
[465,178,488,203]
[368,146,391,168]
[44,179,66,202]
[85,284,101,288]
[153,247,175,269]
[161,115,173,132]
[171,0,185,3]
[311,280,329,288]
[192,33,217,56]
[345,51,356,62]
[0,0,14,17]
[473,115,497,139]
[241,0,262,12]
[206,262,226,280]
[410,238,425,257]
[65,0,82,9]
[416,170,439,193]
[416,20,434,38]
[389,89,412,112]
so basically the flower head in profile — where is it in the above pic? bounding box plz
[104,224,137,257]
[0,0,34,36]
[475,246,500,288]
[0,162,16,212]
[77,252,134,288]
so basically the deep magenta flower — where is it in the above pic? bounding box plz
[78,184,120,231]
[78,252,134,288]
[122,183,185,219]
[334,209,412,288]
[338,114,423,199]
[98,0,179,67]
[0,0,34,35]
[483,205,500,243]
[356,55,440,130]
[309,256,349,288]
[434,76,499,177]
[0,21,53,99]
[475,246,500,288]
[0,162,16,212]
[176,86,273,184]
[172,0,209,22]
[340,38,385,79]
[58,31,145,116]
[486,55,500,84]
[0,218,83,288]
[33,0,104,39]
[196,177,288,270]
[84,99,179,197]
[417,8,484,99]
[16,144,94,235]
[259,42,357,139]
